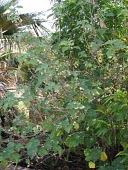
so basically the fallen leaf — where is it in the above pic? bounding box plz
[99,18,107,29]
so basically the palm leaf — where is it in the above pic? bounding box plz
[0,0,18,14]
[0,0,49,36]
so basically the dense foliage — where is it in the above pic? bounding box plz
[0,0,128,169]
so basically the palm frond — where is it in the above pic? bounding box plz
[0,0,49,36]
[0,0,18,14]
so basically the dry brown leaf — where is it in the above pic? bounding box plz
[99,18,107,29]
[92,0,95,5]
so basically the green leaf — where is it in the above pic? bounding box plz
[112,157,124,169]
[15,144,23,151]
[44,82,60,91]
[38,147,48,157]
[7,142,15,148]
[53,144,62,154]
[61,119,69,132]
[26,138,40,159]
[106,48,115,57]
[84,148,101,162]
[43,140,52,150]
[0,159,8,169]
[78,113,85,121]
[87,109,96,118]
[66,102,85,110]
[10,153,20,164]
[0,153,4,161]
[28,59,38,66]
[65,133,82,147]
[3,148,14,159]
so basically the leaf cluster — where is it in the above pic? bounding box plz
[0,0,128,169]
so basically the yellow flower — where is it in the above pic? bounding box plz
[89,161,96,168]
[74,122,79,130]
[98,56,103,63]
[101,152,108,161]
